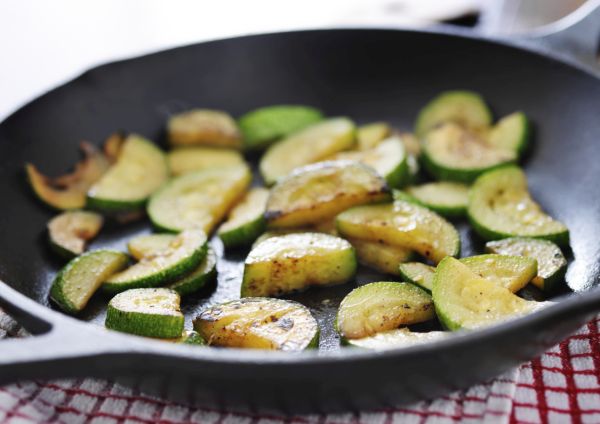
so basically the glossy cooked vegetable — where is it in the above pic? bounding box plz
[148,164,251,233]
[26,142,110,210]
[167,147,246,176]
[486,237,567,293]
[346,237,414,275]
[346,328,448,349]
[218,187,269,248]
[87,135,169,212]
[168,109,242,149]
[127,233,176,261]
[468,166,569,246]
[50,250,129,314]
[239,105,323,150]
[106,288,184,338]
[241,232,356,297]
[47,211,104,258]
[460,254,537,293]
[356,122,391,150]
[194,297,319,351]
[336,199,461,263]
[336,282,434,339]
[487,112,530,157]
[265,161,389,228]
[405,182,469,217]
[398,262,436,292]
[259,118,356,185]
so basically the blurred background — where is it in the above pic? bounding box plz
[0,0,593,120]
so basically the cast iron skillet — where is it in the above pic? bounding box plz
[1,15,600,414]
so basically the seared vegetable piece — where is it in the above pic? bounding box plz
[347,328,448,349]
[265,161,389,228]
[168,109,242,149]
[194,297,319,351]
[486,238,567,293]
[336,200,460,263]
[433,257,546,331]
[103,230,208,294]
[336,282,434,339]
[87,135,168,212]
[218,187,269,248]
[168,247,217,296]
[241,232,356,297]
[468,166,569,246]
[406,182,469,217]
[167,147,246,176]
[399,262,436,292]
[127,234,176,261]
[148,164,251,234]
[103,132,125,163]
[347,237,414,276]
[259,118,356,185]
[167,330,206,345]
[47,211,104,258]
[106,288,184,338]
[26,142,110,210]
[239,105,323,150]
[50,250,128,314]
[422,123,515,182]
[357,122,391,150]
[461,254,537,293]
[415,90,492,138]
[327,136,408,188]
[488,112,530,157]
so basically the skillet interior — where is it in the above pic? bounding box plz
[0,28,599,355]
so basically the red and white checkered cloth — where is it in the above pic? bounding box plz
[1,312,599,424]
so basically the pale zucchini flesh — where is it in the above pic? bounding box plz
[218,187,269,248]
[265,160,389,228]
[50,250,129,314]
[47,211,104,258]
[399,262,435,292]
[167,147,246,176]
[239,105,323,150]
[194,297,319,351]
[168,109,242,149]
[468,166,569,246]
[336,282,434,339]
[106,288,184,338]
[127,234,176,261]
[432,257,546,331]
[87,135,169,212]
[148,164,251,234]
[259,117,356,185]
[103,230,208,293]
[168,247,218,296]
[486,237,567,293]
[336,200,461,264]
[347,237,414,276]
[406,182,469,217]
[460,254,537,293]
[347,328,448,350]
[241,232,356,297]
[487,112,530,156]
[357,122,391,150]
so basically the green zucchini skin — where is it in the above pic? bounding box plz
[488,112,531,158]
[219,217,266,248]
[405,182,469,218]
[168,247,218,296]
[218,188,270,248]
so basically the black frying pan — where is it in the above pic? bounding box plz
[1,22,600,414]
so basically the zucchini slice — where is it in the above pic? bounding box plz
[422,123,516,182]
[167,147,246,176]
[433,257,545,331]
[168,109,242,149]
[148,164,251,234]
[50,250,128,314]
[218,187,269,248]
[87,135,168,212]
[487,112,530,157]
[468,166,569,246]
[486,237,567,293]
[415,90,492,138]
[127,234,176,261]
[347,237,414,276]
[328,136,408,188]
[259,118,356,185]
[103,132,125,163]
[265,161,389,228]
[347,328,448,349]
[460,254,537,293]
[241,232,356,297]
[336,282,434,340]
[106,288,184,338]
[406,182,469,217]
[47,211,104,258]
[399,262,435,292]
[194,297,319,351]
[357,122,391,150]
[103,230,208,294]
[336,200,460,264]
[239,105,323,150]
[168,247,217,296]
[26,142,110,210]
[166,330,206,345]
